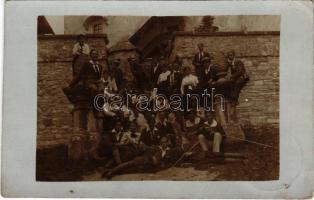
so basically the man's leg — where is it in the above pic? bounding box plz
[198,134,209,151]
[113,146,122,165]
[104,156,146,179]
[198,134,209,158]
[212,132,223,153]
[231,77,245,104]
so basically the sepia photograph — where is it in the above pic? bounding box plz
[36,15,280,181]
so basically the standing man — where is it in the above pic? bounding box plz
[198,56,213,92]
[151,57,165,88]
[192,43,210,78]
[168,62,183,94]
[72,34,90,75]
[128,56,147,91]
[226,50,249,105]
[69,49,103,94]
[111,59,124,89]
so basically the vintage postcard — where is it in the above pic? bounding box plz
[2,1,313,198]
[37,15,280,181]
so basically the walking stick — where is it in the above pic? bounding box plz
[172,141,200,167]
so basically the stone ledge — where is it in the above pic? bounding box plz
[173,31,280,37]
[38,33,108,41]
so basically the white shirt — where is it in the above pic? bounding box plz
[120,131,141,145]
[205,63,213,75]
[103,76,117,92]
[185,117,201,128]
[157,70,171,85]
[89,60,100,73]
[72,43,90,55]
[159,146,170,158]
[180,74,199,94]
[153,64,159,73]
[204,119,218,128]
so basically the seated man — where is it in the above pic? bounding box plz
[154,111,169,137]
[197,112,224,156]
[111,122,142,165]
[184,111,202,134]
[193,112,249,164]
[139,118,160,147]
[102,136,181,179]
[72,34,90,56]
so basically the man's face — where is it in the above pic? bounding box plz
[198,44,204,51]
[149,120,155,128]
[203,60,210,68]
[227,52,235,60]
[187,112,195,121]
[161,66,167,72]
[160,137,168,149]
[171,63,179,71]
[184,68,191,76]
[78,38,84,45]
[90,51,98,61]
[130,124,137,132]
[159,112,166,121]
[206,113,214,123]
[115,122,122,132]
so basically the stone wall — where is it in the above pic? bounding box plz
[37,34,108,148]
[170,31,280,127]
[38,31,279,148]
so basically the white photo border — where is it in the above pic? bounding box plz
[2,0,313,198]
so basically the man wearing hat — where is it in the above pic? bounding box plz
[192,43,211,78]
[198,55,213,91]
[225,50,249,105]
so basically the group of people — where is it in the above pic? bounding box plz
[67,35,249,179]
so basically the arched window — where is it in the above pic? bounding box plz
[83,16,107,34]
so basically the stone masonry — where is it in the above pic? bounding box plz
[170,31,280,127]
[37,34,108,148]
[37,32,279,148]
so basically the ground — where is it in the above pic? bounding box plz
[36,125,279,181]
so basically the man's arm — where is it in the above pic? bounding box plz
[72,43,81,56]
[231,60,245,80]
[180,78,186,94]
[192,54,198,66]
[69,62,86,86]
[83,44,90,55]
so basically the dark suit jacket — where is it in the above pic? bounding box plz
[70,60,103,87]
[227,59,246,81]
[151,63,162,87]
[113,68,124,88]
[139,128,160,146]
[167,70,183,93]
[130,62,147,90]
[192,51,210,68]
